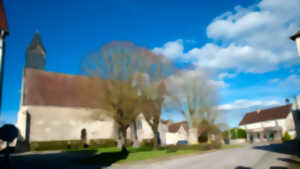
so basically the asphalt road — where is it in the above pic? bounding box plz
[109,142,300,169]
[1,142,299,169]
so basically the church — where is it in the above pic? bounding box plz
[15,32,169,150]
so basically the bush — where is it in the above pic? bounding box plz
[223,130,229,139]
[30,139,117,151]
[125,139,134,147]
[230,128,246,139]
[282,131,292,142]
[89,139,116,148]
[30,140,83,151]
[140,139,154,147]
[165,142,221,153]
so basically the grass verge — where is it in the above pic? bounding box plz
[75,144,245,165]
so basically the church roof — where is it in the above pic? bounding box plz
[0,0,8,33]
[239,104,291,125]
[22,68,107,108]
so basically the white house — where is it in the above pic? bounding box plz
[239,104,296,143]
[165,121,189,145]
[291,95,300,141]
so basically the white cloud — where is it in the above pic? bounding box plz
[218,99,282,111]
[218,72,237,79]
[166,68,228,90]
[188,43,279,73]
[208,79,228,88]
[153,39,184,59]
[154,0,300,73]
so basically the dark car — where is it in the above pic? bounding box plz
[176,140,188,145]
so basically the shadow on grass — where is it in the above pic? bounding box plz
[0,150,97,169]
[77,150,129,167]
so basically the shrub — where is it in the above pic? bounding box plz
[30,139,117,151]
[89,139,116,148]
[30,140,83,151]
[165,142,221,153]
[230,128,246,139]
[222,130,229,139]
[140,139,154,147]
[282,131,292,142]
[125,139,134,147]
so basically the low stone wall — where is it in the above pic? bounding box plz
[230,138,246,144]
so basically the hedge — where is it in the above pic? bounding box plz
[166,141,221,153]
[140,139,154,147]
[89,139,117,147]
[30,139,117,151]
[230,128,246,139]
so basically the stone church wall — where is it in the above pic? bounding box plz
[16,105,116,142]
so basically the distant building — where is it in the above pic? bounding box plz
[166,121,189,145]
[239,104,296,143]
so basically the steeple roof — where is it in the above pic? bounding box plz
[27,31,46,55]
[0,0,8,33]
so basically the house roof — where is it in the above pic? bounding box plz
[23,68,107,108]
[239,104,291,125]
[0,0,8,33]
[168,121,189,133]
[290,30,300,41]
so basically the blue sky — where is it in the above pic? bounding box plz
[1,0,300,127]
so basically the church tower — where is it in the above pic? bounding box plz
[26,31,46,69]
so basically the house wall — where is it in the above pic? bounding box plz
[135,114,168,145]
[136,115,154,141]
[292,96,300,141]
[165,126,188,145]
[239,112,297,141]
[16,105,116,142]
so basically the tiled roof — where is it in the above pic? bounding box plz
[239,104,291,125]
[168,121,189,133]
[23,68,107,108]
[0,0,8,32]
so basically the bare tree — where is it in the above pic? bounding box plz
[134,51,173,150]
[80,41,156,151]
[166,69,225,143]
[136,78,167,150]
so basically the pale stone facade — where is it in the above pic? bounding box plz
[239,111,296,142]
[16,106,116,143]
[166,125,188,145]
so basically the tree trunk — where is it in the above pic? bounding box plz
[120,126,128,153]
[150,125,159,150]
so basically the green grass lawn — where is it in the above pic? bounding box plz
[74,144,245,165]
